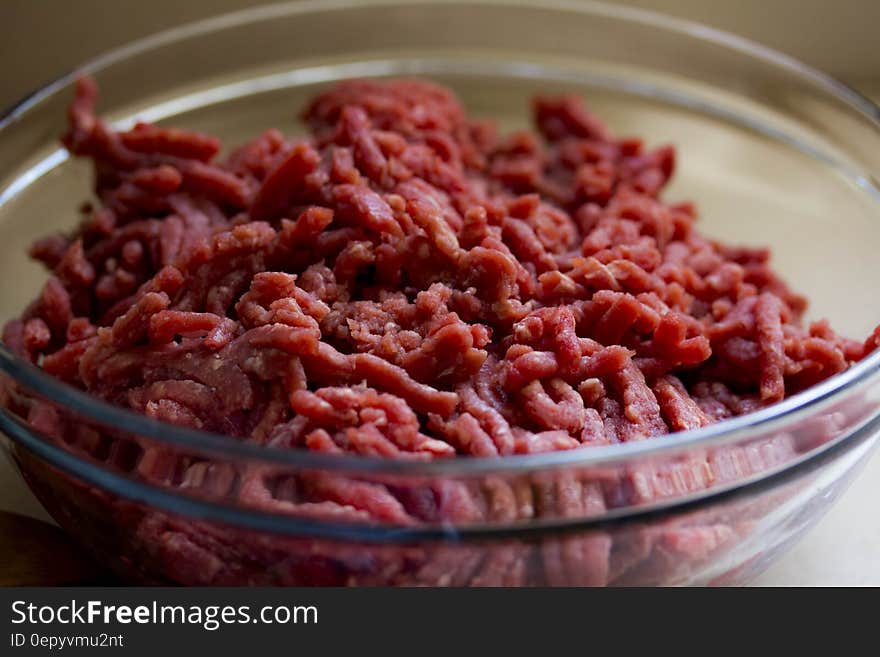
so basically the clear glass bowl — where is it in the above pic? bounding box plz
[1,0,879,586]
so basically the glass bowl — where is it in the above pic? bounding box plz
[1,0,879,586]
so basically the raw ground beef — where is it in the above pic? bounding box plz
[3,77,878,585]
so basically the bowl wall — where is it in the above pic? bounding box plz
[6,423,877,585]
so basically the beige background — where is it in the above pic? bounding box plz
[2,0,879,107]
[0,0,878,585]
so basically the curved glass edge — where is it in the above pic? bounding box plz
[2,0,879,131]
[0,0,878,476]
[3,340,880,475]
[2,391,878,542]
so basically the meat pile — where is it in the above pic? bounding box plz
[3,77,879,573]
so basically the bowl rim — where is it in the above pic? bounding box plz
[3,379,877,541]
[1,0,879,478]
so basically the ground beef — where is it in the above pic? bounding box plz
[3,77,877,585]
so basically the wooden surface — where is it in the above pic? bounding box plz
[0,511,105,586]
